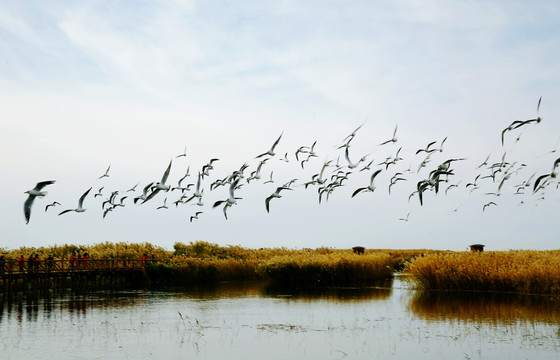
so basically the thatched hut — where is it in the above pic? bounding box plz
[469,244,485,252]
[352,246,365,255]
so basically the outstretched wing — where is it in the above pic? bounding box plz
[78,187,92,208]
[34,180,56,191]
[161,160,172,184]
[24,196,35,224]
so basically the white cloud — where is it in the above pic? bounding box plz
[1,1,560,251]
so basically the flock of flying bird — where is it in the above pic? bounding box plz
[23,97,560,225]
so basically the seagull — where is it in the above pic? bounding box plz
[185,172,203,204]
[126,183,139,192]
[533,157,560,192]
[483,202,497,212]
[295,144,310,161]
[24,180,56,224]
[190,211,203,222]
[265,186,293,213]
[247,159,268,183]
[388,175,407,194]
[142,160,172,203]
[176,146,187,158]
[103,207,113,218]
[501,97,543,145]
[344,146,367,169]
[45,201,61,212]
[201,159,219,178]
[438,137,448,152]
[133,182,155,204]
[341,124,363,145]
[114,196,127,207]
[476,154,491,169]
[417,170,453,205]
[379,124,398,145]
[156,198,168,210]
[175,166,190,187]
[445,182,461,195]
[351,169,382,197]
[263,171,274,184]
[213,178,242,219]
[58,187,92,216]
[98,165,111,179]
[398,212,410,221]
[256,132,283,158]
[301,141,318,166]
[415,141,437,155]
[102,191,119,210]
[94,187,104,198]
[305,160,331,188]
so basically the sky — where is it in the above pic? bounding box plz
[2,0,560,252]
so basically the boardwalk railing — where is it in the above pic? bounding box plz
[0,259,149,276]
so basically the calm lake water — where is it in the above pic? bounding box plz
[1,275,559,359]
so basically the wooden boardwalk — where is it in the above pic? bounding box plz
[0,259,150,292]
[0,259,147,276]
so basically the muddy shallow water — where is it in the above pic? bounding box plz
[1,275,559,359]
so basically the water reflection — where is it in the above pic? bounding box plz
[0,289,148,324]
[261,279,393,301]
[1,281,560,360]
[0,280,396,323]
[409,289,560,325]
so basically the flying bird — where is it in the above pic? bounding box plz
[398,212,410,221]
[134,182,155,204]
[98,165,111,179]
[533,157,560,193]
[415,141,437,155]
[24,180,56,224]
[185,172,204,204]
[265,186,293,213]
[190,211,203,222]
[176,146,187,158]
[352,169,382,197]
[201,159,219,178]
[256,132,283,158]
[58,187,92,216]
[344,146,367,169]
[501,97,543,145]
[126,183,139,192]
[379,124,398,145]
[213,178,242,219]
[45,201,61,212]
[156,198,168,210]
[142,160,173,203]
[94,187,104,198]
[483,202,497,212]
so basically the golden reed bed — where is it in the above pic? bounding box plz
[406,250,560,295]
[3,242,559,294]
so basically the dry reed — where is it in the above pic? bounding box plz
[406,250,560,295]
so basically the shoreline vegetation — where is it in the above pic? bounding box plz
[406,250,560,296]
[1,242,559,295]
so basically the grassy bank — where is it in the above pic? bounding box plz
[5,242,560,294]
[2,241,407,286]
[259,252,394,286]
[406,250,560,295]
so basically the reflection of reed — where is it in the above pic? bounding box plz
[0,280,395,324]
[155,280,394,302]
[261,279,393,302]
[0,289,149,323]
[162,280,269,300]
[409,290,560,325]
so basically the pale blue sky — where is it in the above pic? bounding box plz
[2,1,559,251]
